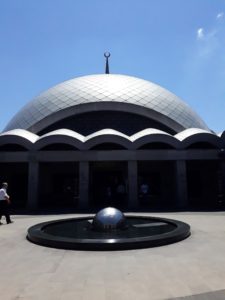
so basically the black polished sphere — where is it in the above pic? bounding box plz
[92,207,126,231]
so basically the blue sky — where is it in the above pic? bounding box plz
[1,0,225,132]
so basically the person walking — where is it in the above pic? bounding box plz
[0,182,13,224]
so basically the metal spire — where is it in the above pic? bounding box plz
[104,52,110,74]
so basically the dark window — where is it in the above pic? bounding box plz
[90,143,126,150]
[39,111,176,136]
[138,142,174,150]
[0,144,27,151]
[40,143,78,151]
[187,142,218,149]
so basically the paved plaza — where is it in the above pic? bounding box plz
[1,212,225,300]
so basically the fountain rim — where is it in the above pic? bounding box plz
[27,215,191,251]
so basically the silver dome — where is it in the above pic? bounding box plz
[4,74,209,133]
[92,207,126,231]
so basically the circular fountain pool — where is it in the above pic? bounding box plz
[27,207,190,250]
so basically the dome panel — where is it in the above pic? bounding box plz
[4,74,209,133]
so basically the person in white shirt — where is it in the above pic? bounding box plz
[0,182,13,224]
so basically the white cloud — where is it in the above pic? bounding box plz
[197,28,204,40]
[216,12,224,19]
[196,12,224,43]
[196,13,224,57]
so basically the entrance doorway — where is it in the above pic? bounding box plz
[0,163,28,208]
[39,162,79,208]
[138,161,176,209]
[187,160,220,209]
[90,162,127,209]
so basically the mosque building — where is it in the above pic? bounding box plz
[1,53,224,211]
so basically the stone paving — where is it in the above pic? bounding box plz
[1,212,225,300]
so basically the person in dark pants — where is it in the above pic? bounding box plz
[0,182,13,224]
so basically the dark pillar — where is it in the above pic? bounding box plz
[27,161,39,210]
[128,161,138,209]
[175,160,188,209]
[218,160,225,207]
[78,161,89,209]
